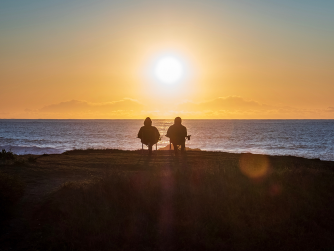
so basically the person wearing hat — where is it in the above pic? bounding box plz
[137,117,160,154]
[166,117,188,154]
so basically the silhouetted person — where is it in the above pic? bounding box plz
[137,117,160,155]
[166,117,187,154]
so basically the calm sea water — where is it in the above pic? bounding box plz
[0,119,333,161]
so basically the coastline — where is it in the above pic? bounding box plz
[1,145,334,162]
[1,119,334,161]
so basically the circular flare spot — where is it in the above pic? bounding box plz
[239,153,270,179]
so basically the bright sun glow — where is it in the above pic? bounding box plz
[154,56,184,84]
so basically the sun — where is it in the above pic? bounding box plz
[154,56,184,84]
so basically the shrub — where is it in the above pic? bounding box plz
[0,149,15,160]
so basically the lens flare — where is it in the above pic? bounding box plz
[239,153,270,179]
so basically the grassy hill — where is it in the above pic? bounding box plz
[1,149,334,250]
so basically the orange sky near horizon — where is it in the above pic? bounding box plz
[1,0,334,119]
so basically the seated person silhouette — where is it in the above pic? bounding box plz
[137,117,160,155]
[166,117,188,154]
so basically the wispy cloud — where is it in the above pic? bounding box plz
[34,98,145,118]
[40,99,143,113]
[176,96,334,119]
[5,96,334,119]
[325,107,334,113]
[178,96,272,112]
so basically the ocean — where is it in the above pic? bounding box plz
[0,119,333,161]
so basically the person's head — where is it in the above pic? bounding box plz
[144,117,152,126]
[174,117,182,125]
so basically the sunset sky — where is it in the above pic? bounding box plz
[1,0,333,119]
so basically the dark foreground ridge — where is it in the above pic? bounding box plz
[1,149,334,250]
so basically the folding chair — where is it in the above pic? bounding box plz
[139,133,161,155]
[168,135,191,152]
[142,141,158,151]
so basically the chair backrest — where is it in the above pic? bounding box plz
[140,126,159,145]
